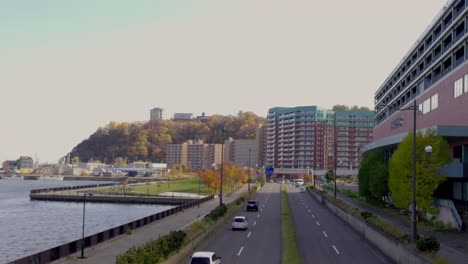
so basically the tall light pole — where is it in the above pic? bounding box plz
[381,98,419,241]
[219,128,225,207]
[411,99,418,242]
[80,193,88,259]
[248,148,251,194]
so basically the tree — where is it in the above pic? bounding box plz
[388,130,451,214]
[114,157,127,167]
[358,150,388,201]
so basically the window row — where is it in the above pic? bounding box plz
[376,1,467,102]
[418,94,439,115]
[454,74,468,98]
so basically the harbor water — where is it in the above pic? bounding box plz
[0,179,173,263]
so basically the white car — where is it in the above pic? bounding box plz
[189,251,222,264]
[232,216,249,230]
[299,187,306,192]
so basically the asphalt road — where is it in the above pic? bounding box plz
[286,184,392,264]
[194,183,282,264]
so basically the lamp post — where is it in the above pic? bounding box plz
[381,98,419,241]
[80,192,91,259]
[198,172,201,208]
[219,128,225,207]
[248,148,251,194]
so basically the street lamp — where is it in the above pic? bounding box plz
[334,160,342,199]
[80,192,92,259]
[219,128,225,207]
[381,98,419,241]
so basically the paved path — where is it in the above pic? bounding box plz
[318,184,468,264]
[55,185,248,264]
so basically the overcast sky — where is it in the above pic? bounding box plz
[0,0,448,163]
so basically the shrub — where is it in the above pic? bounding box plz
[116,230,186,264]
[360,211,373,220]
[235,197,245,205]
[416,236,440,252]
[205,203,227,221]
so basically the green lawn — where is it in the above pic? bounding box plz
[281,184,301,264]
[98,178,216,195]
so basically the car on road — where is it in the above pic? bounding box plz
[246,200,258,211]
[189,251,222,264]
[232,216,249,230]
[299,187,306,192]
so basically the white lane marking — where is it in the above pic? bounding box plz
[247,231,252,238]
[253,221,257,226]
[316,221,320,226]
[237,246,244,256]
[312,214,315,219]
[257,214,261,218]
[332,245,340,255]
[308,209,311,213]
[323,231,328,238]
[260,209,263,212]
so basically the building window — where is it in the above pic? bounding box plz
[431,94,438,110]
[454,77,463,98]
[423,99,431,114]
[465,75,468,93]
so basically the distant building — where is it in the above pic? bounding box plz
[166,143,188,167]
[263,106,373,177]
[173,113,193,121]
[256,124,265,168]
[150,107,163,121]
[224,138,258,167]
[196,112,210,122]
[166,140,222,170]
[334,111,374,175]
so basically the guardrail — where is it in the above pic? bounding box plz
[12,195,215,264]
[434,198,463,231]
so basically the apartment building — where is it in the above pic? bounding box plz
[166,140,222,170]
[334,111,374,175]
[150,107,163,121]
[224,138,258,167]
[365,0,468,214]
[265,106,334,176]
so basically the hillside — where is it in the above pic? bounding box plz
[69,111,265,163]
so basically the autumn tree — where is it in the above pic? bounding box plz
[388,130,450,214]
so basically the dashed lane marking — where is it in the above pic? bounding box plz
[312,214,315,219]
[247,231,252,238]
[257,214,261,218]
[237,246,244,256]
[253,221,257,226]
[332,245,340,255]
[323,231,328,238]
[316,221,320,226]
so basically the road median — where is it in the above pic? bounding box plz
[281,184,301,264]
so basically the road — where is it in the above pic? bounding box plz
[194,183,282,264]
[286,184,392,264]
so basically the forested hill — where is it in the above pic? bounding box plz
[69,112,265,163]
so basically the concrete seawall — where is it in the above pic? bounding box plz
[30,193,196,205]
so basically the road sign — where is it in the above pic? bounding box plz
[265,167,274,175]
[218,193,223,198]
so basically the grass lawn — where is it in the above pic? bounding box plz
[98,178,216,195]
[281,184,301,264]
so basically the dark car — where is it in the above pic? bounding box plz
[246,200,258,211]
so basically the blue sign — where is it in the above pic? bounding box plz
[265,167,274,175]
[218,193,223,198]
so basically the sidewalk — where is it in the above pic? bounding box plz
[317,184,468,264]
[55,185,249,264]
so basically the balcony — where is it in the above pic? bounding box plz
[440,160,468,178]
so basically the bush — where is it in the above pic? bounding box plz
[116,230,186,264]
[416,236,440,252]
[235,197,245,205]
[360,211,373,220]
[205,204,227,221]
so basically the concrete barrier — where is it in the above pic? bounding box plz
[307,188,434,264]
